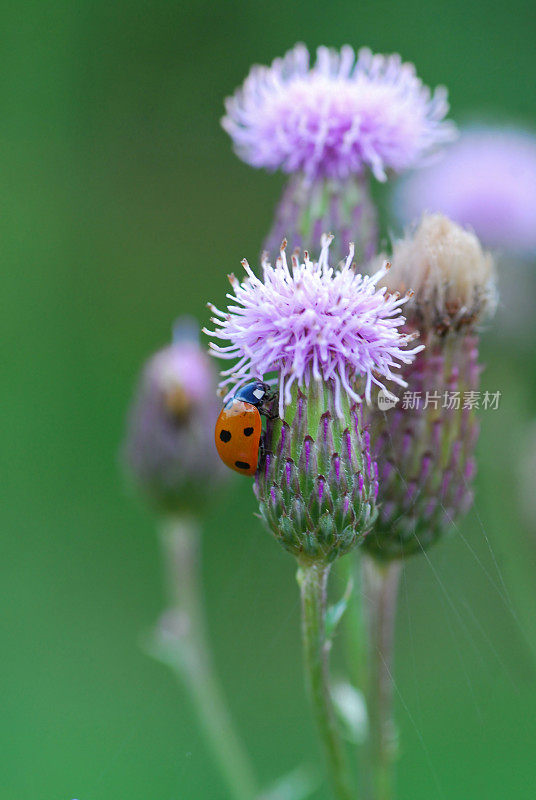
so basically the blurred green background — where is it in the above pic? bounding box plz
[2,1,536,798]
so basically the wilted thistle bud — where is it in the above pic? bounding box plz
[206,236,422,564]
[222,44,455,263]
[123,318,225,513]
[364,214,496,560]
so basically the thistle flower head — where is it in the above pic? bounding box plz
[123,319,225,512]
[206,236,423,418]
[376,214,496,333]
[222,44,456,181]
[256,386,377,563]
[393,126,536,255]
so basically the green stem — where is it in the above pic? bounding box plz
[263,173,379,266]
[336,552,367,693]
[297,559,355,800]
[362,556,401,800]
[149,515,258,800]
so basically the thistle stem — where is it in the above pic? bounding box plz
[297,559,355,800]
[335,553,368,692]
[362,555,402,800]
[263,173,378,265]
[148,515,258,800]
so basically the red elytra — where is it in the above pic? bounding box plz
[215,398,263,476]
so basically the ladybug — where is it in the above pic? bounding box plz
[215,380,274,476]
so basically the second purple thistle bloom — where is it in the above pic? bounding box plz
[223,43,456,264]
[222,43,455,182]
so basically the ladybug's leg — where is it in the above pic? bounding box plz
[260,393,279,419]
[258,434,266,469]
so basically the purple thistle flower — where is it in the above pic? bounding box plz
[205,235,423,419]
[222,44,456,182]
[392,126,536,255]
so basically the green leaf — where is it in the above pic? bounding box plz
[258,765,318,800]
[325,576,354,642]
[332,680,368,744]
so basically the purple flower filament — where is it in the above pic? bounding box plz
[206,235,423,418]
[223,44,456,181]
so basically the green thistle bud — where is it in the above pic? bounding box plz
[363,214,496,560]
[255,381,378,564]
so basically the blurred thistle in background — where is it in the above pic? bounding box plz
[392,126,536,339]
[392,127,536,255]
[123,320,258,800]
[124,317,225,511]
[223,44,456,263]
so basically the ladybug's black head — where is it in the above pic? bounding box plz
[234,380,269,408]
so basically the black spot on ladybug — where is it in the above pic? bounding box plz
[219,429,232,443]
[243,427,254,437]
[235,460,251,471]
